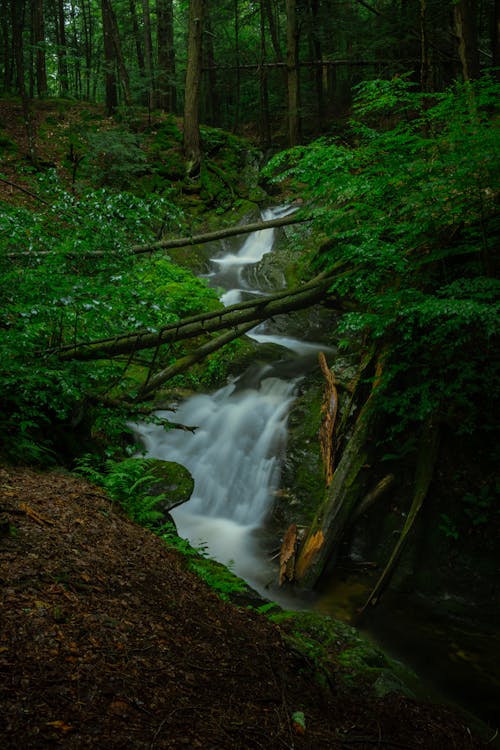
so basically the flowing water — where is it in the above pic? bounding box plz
[135,207,499,736]
[136,205,326,597]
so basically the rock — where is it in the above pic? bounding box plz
[145,459,194,516]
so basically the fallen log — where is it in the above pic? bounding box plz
[53,274,339,362]
[7,213,312,259]
[136,321,256,398]
[294,349,387,588]
[130,211,313,254]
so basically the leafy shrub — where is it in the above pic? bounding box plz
[263,76,500,435]
[74,455,165,525]
[0,176,220,464]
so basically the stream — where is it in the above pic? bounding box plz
[135,207,499,737]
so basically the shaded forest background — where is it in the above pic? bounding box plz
[2,0,499,144]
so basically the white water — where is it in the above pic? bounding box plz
[136,206,325,595]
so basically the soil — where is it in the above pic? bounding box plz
[0,466,489,749]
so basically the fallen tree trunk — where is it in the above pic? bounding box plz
[53,274,339,362]
[130,212,312,254]
[136,321,257,398]
[8,214,312,259]
[294,350,386,588]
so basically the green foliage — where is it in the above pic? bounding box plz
[0,175,220,463]
[159,523,249,602]
[80,128,147,189]
[74,455,165,525]
[263,76,500,434]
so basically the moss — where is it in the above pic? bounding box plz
[269,610,417,697]
[279,380,326,527]
[145,459,195,515]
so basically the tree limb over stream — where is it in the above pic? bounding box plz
[130,212,312,255]
[52,272,342,362]
[7,213,311,258]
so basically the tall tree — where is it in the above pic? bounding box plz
[286,0,300,145]
[101,0,131,111]
[142,0,155,109]
[55,0,69,96]
[157,0,176,111]
[204,8,220,125]
[493,0,500,74]
[259,0,271,145]
[129,0,145,79]
[101,0,118,112]
[32,0,47,97]
[454,0,480,80]
[183,0,205,175]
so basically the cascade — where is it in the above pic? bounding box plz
[135,205,325,595]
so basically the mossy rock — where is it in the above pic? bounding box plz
[146,459,194,515]
[270,610,417,697]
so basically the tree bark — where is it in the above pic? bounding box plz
[286,0,300,146]
[203,9,220,126]
[33,0,47,97]
[130,0,146,80]
[259,0,271,146]
[131,213,311,254]
[137,321,256,397]
[454,0,480,81]
[183,0,205,175]
[492,0,500,76]
[294,351,386,588]
[56,0,69,96]
[101,0,118,113]
[142,0,155,110]
[157,0,176,111]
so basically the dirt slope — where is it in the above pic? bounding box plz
[0,466,487,749]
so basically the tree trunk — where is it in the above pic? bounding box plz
[130,0,145,79]
[142,0,155,110]
[286,0,300,146]
[259,0,271,146]
[131,213,311,253]
[1,0,12,91]
[307,0,325,123]
[56,0,69,96]
[183,0,205,175]
[11,0,37,165]
[137,321,257,398]
[101,0,118,113]
[204,9,220,126]
[157,0,176,111]
[264,0,283,62]
[81,0,94,100]
[9,214,312,259]
[294,351,386,588]
[33,0,47,97]
[493,0,500,77]
[233,0,241,131]
[454,0,480,81]
[419,0,432,91]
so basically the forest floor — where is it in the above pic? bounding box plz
[0,465,489,750]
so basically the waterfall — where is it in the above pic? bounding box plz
[136,206,324,594]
